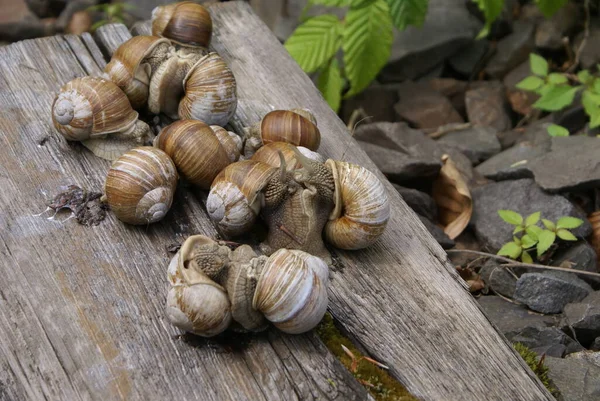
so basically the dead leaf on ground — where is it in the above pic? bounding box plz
[456,266,485,293]
[588,210,600,264]
[432,154,473,239]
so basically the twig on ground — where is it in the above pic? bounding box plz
[428,123,472,139]
[568,0,590,72]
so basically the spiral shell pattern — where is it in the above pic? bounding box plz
[152,1,213,48]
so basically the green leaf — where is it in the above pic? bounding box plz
[530,53,549,77]
[547,73,568,85]
[513,226,525,234]
[537,230,556,257]
[594,78,600,94]
[542,219,556,231]
[547,124,569,137]
[285,15,343,73]
[498,210,523,226]
[471,0,504,39]
[578,70,593,85]
[556,216,584,229]
[525,212,541,226]
[582,90,600,128]
[513,236,522,246]
[534,0,568,18]
[533,85,579,111]
[526,225,543,240]
[350,0,376,7]
[521,234,538,249]
[317,58,343,112]
[521,250,533,264]
[557,229,577,241]
[590,108,600,129]
[516,76,545,91]
[536,83,554,96]
[310,0,351,5]
[386,0,429,31]
[497,242,522,259]
[343,0,393,97]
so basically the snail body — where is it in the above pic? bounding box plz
[152,1,212,48]
[51,77,153,160]
[251,142,324,171]
[103,147,177,225]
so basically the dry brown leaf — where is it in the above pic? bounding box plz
[588,211,600,264]
[432,154,473,239]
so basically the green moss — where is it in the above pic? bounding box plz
[316,313,419,401]
[513,343,558,397]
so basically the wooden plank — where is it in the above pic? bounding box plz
[120,3,555,400]
[0,34,369,401]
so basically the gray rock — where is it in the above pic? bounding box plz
[470,178,592,252]
[535,2,580,50]
[554,105,588,135]
[562,291,600,347]
[514,272,593,314]
[552,242,600,289]
[477,296,557,334]
[417,215,455,249]
[380,0,481,82]
[484,21,535,79]
[574,21,600,70]
[428,78,468,117]
[465,82,512,132]
[393,185,437,220]
[516,120,554,147]
[448,39,489,77]
[436,125,501,165]
[566,351,600,369]
[394,81,464,129]
[341,84,398,123]
[529,136,600,192]
[475,140,549,181]
[544,357,600,401]
[592,337,600,351]
[479,260,517,297]
[509,326,584,356]
[503,60,540,116]
[530,344,567,358]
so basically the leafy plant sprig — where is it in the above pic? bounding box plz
[496,210,583,263]
[87,2,136,32]
[284,0,429,112]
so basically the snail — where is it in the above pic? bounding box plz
[251,142,324,171]
[104,35,171,109]
[166,235,328,335]
[102,146,178,225]
[152,1,212,49]
[154,119,241,189]
[243,109,321,158]
[51,76,154,160]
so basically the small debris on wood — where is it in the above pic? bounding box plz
[46,184,106,226]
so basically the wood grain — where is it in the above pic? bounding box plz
[0,31,368,401]
[124,3,555,400]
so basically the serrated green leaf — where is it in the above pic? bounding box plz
[556,229,577,241]
[542,219,556,231]
[527,225,543,240]
[525,212,541,226]
[472,0,504,39]
[317,58,343,112]
[547,73,568,85]
[285,15,343,73]
[556,216,584,229]
[521,234,538,249]
[521,250,533,263]
[516,76,545,91]
[530,53,549,77]
[497,242,522,259]
[537,230,556,257]
[386,0,429,31]
[533,85,579,111]
[534,0,568,18]
[350,0,376,7]
[578,70,593,85]
[343,0,393,97]
[547,124,569,137]
[310,0,351,5]
[498,210,523,226]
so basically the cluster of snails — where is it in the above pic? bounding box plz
[51,1,237,161]
[166,235,329,336]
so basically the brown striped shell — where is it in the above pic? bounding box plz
[52,76,138,141]
[251,142,325,171]
[324,160,390,249]
[210,125,242,162]
[152,1,212,48]
[154,120,235,189]
[104,35,170,109]
[206,160,277,236]
[103,147,178,225]
[252,249,328,334]
[178,52,237,126]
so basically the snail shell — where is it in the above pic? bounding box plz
[252,249,328,334]
[178,52,237,126]
[103,147,178,225]
[211,125,242,162]
[206,160,277,236]
[152,1,213,48]
[104,35,171,109]
[324,160,390,249]
[154,120,236,189]
[251,142,324,171]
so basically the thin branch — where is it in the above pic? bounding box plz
[568,0,590,73]
[428,123,472,139]
[445,249,600,278]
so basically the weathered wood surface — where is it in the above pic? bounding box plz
[0,2,554,401]
[0,29,369,401]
